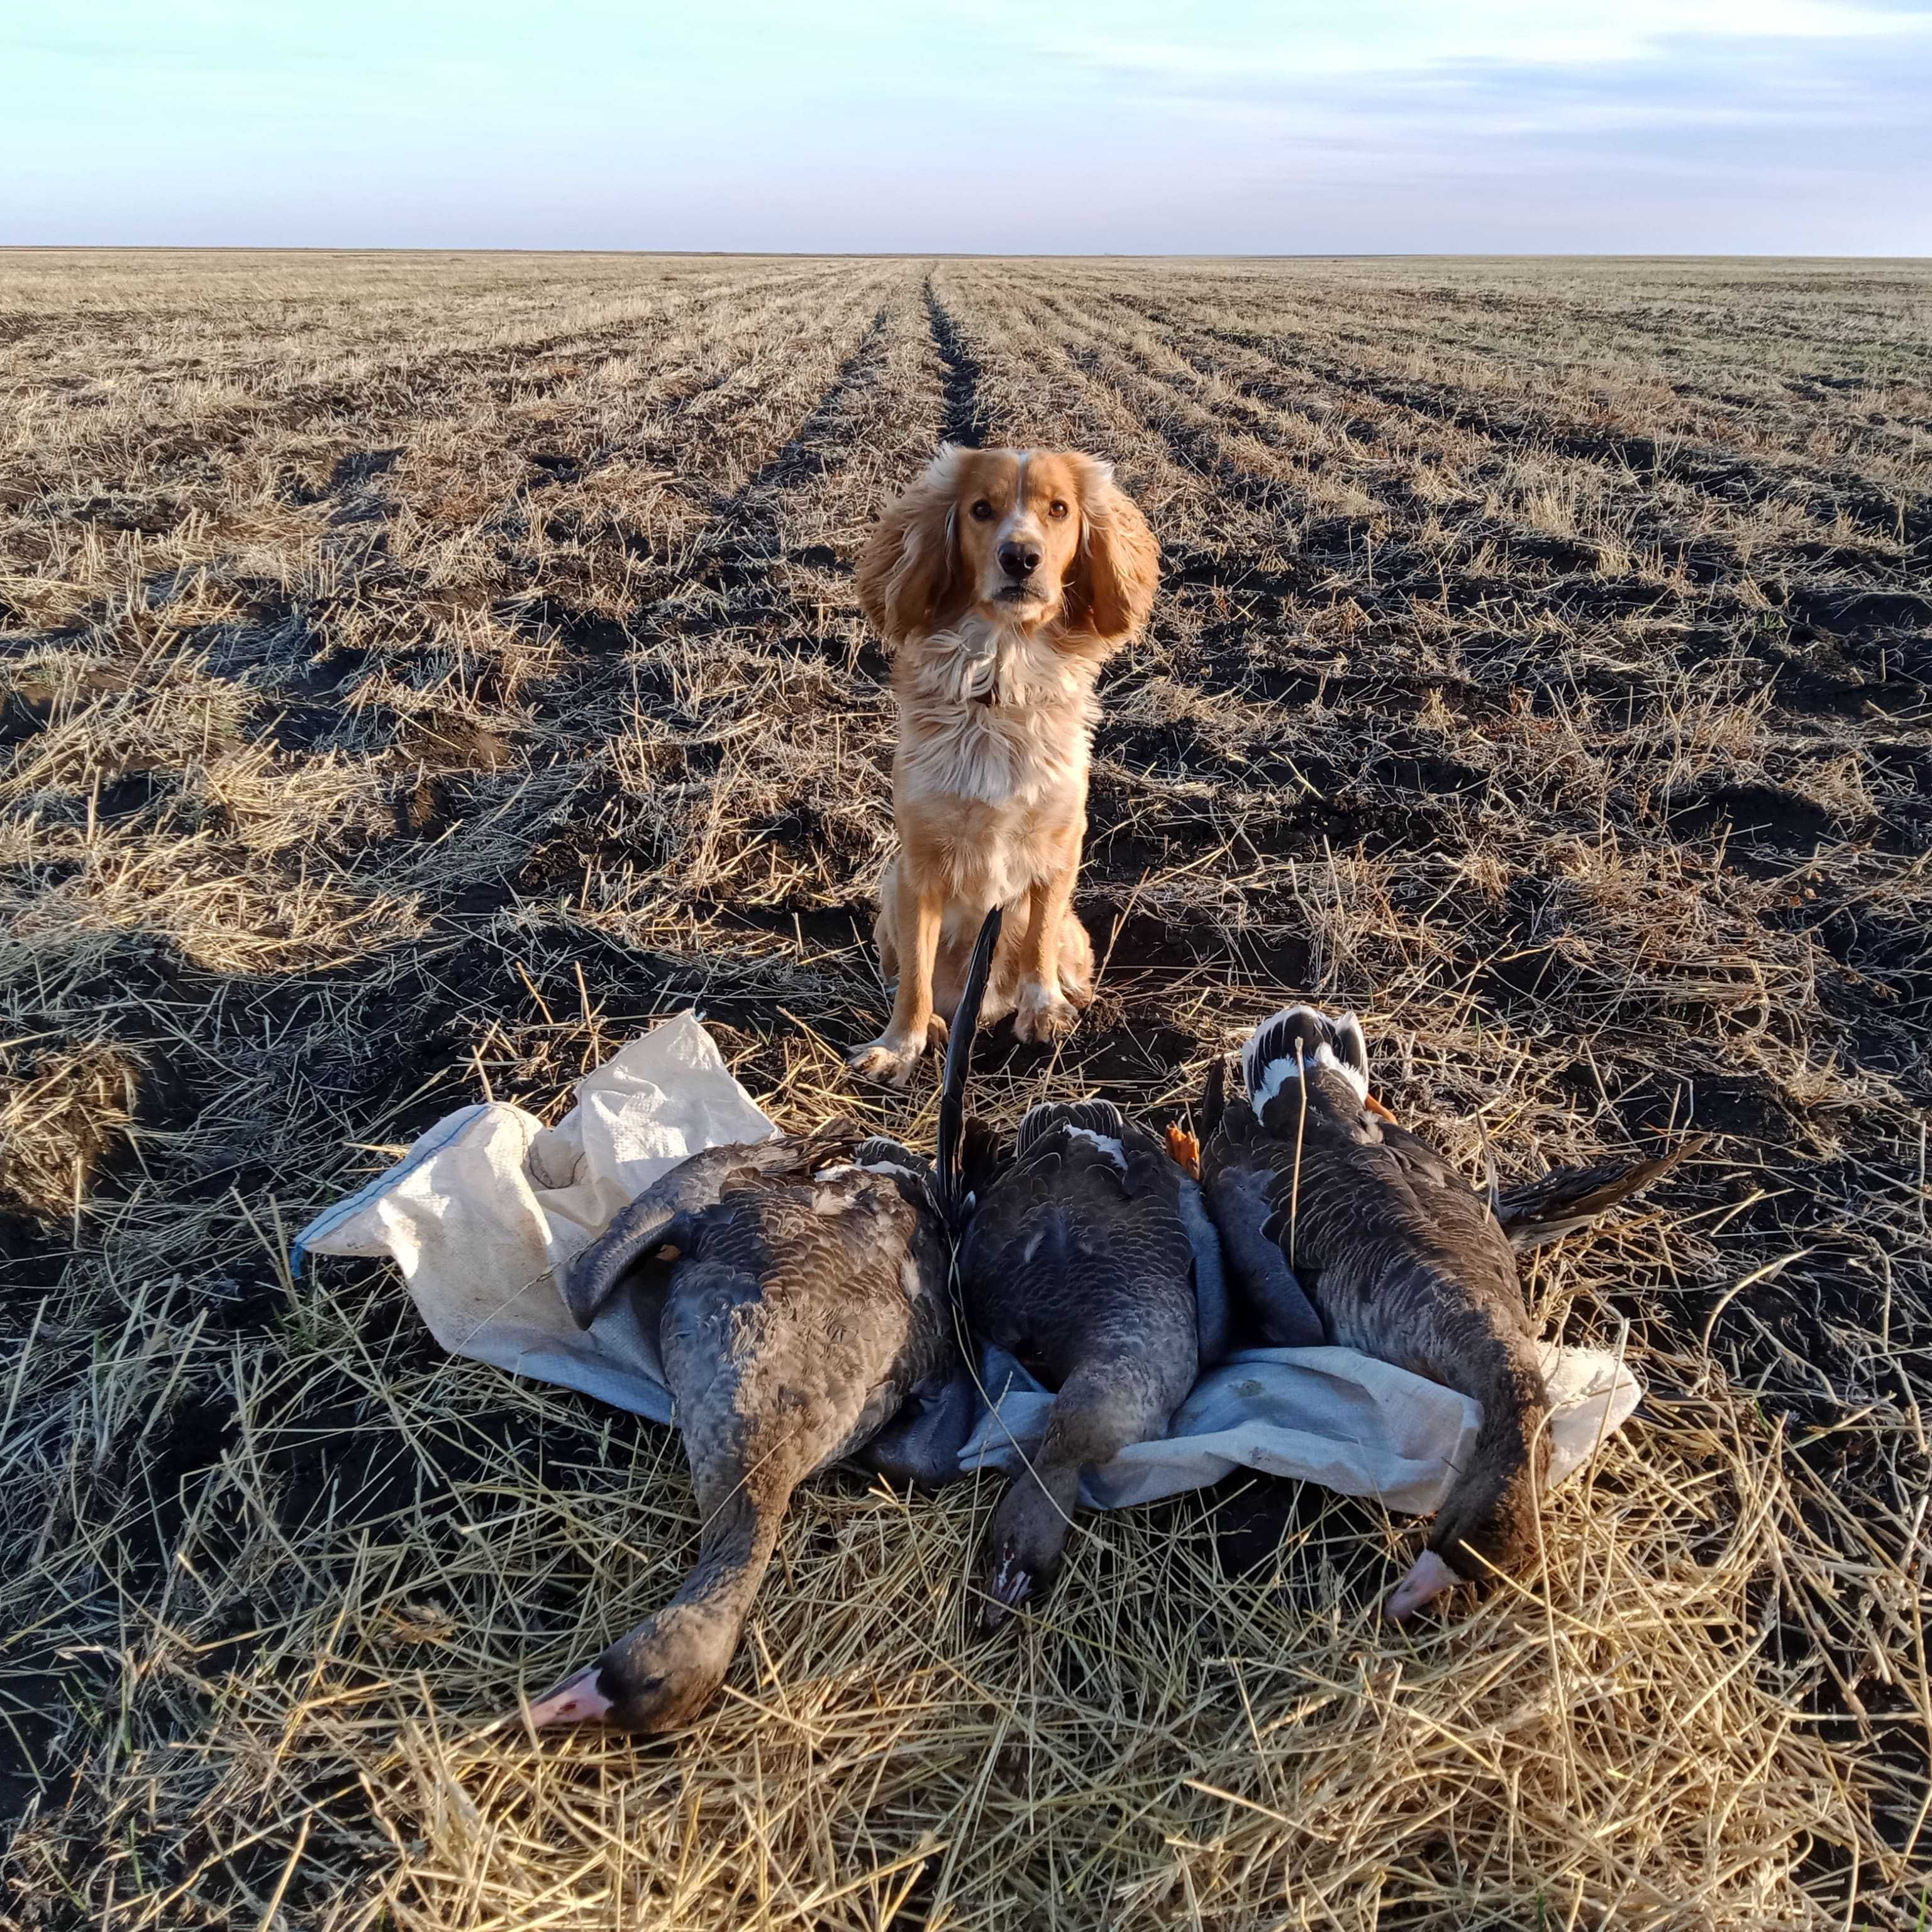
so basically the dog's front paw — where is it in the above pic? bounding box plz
[847,1033,930,1089]
[1013,982,1078,1045]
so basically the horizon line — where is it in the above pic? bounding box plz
[3,245,1929,264]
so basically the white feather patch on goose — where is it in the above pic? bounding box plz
[809,1160,913,1190]
[1065,1126,1128,1170]
[1016,1098,1124,1160]
[1242,1006,1370,1113]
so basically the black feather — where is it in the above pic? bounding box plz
[960,1118,1004,1202]
[1201,1054,1230,1142]
[938,906,1002,1224]
[1495,1141,1700,1249]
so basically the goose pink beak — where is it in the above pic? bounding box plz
[523,1663,614,1728]
[1383,1549,1461,1623]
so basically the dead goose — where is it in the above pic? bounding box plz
[1200,1006,1688,1623]
[950,980,1227,1631]
[523,924,1000,1733]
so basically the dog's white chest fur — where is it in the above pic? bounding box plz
[899,618,1094,808]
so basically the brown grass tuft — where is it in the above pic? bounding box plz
[0,1038,138,1223]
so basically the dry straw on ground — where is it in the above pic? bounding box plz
[1,252,1928,1928]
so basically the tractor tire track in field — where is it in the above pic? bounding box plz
[396,296,904,940]
[1046,282,1929,735]
[958,270,1932,1025]
[1174,306,1932,552]
[0,281,918,1232]
[0,268,870,675]
[925,277,987,448]
[26,265,842,491]
[694,305,894,590]
[20,279,914,1292]
[1158,308,1932,709]
[497,293,918,974]
[529,299,900,675]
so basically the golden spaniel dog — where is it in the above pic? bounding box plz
[848,445,1158,1087]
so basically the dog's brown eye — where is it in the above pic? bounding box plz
[1048,499,1069,519]
[970,499,994,521]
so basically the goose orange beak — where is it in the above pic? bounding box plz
[1365,1093,1398,1123]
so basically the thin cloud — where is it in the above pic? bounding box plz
[1050,0,1932,82]
[1,0,1926,250]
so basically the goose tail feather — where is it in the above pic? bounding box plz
[938,906,1001,1224]
[1496,1140,1701,1249]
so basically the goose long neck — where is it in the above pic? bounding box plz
[674,1488,789,1629]
[1428,1338,1551,1577]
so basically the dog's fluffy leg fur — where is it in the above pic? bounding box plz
[1012,840,1082,1043]
[1057,913,1096,1008]
[874,858,901,982]
[850,865,949,1087]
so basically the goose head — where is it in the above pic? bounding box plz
[525,1599,741,1736]
[980,1475,1075,1633]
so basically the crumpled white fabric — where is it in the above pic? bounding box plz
[293,1011,774,1425]
[294,1011,1642,1516]
[958,1341,1638,1514]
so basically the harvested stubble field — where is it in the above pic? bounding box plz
[1,248,1929,1930]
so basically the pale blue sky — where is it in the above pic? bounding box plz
[5,1,1929,252]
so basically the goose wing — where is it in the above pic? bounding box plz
[660,1167,955,1479]
[1118,1120,1231,1360]
[564,1130,862,1329]
[1198,1099,1324,1346]
[1370,1119,1471,1195]
[1203,1152,1324,1346]
[805,1159,973,1485]
[1171,1157,1233,1365]
[1204,1110,1524,1345]
[1365,1120,1694,1249]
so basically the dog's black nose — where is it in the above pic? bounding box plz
[999,540,1041,578]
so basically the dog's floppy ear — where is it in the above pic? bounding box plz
[1065,455,1158,648]
[857,445,965,647]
